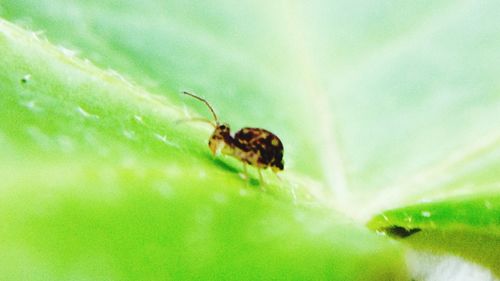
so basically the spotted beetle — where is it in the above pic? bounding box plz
[182,91,284,183]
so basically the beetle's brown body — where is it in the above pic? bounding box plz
[182,91,284,182]
[209,125,284,172]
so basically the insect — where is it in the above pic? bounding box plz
[182,91,284,183]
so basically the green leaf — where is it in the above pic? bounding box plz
[3,1,499,207]
[367,195,500,276]
[1,0,500,279]
[0,18,406,281]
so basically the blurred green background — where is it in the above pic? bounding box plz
[0,1,499,280]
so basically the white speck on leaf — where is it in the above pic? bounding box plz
[21,100,41,112]
[213,193,227,204]
[153,181,175,199]
[155,133,167,142]
[294,211,306,223]
[26,126,51,149]
[77,106,99,119]
[21,74,31,83]
[123,130,135,140]
[484,201,492,209]
[239,188,249,197]
[198,169,207,179]
[154,133,179,148]
[57,135,74,153]
[290,184,297,203]
[182,105,191,118]
[134,115,144,124]
[30,30,46,41]
[164,165,181,177]
[196,206,214,225]
[57,45,78,57]
[238,172,248,180]
[421,211,431,218]
[99,167,118,185]
[107,68,133,87]
[120,156,137,168]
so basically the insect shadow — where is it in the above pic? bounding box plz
[202,154,261,187]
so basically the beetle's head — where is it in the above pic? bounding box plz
[209,124,232,155]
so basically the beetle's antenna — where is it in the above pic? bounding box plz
[182,91,219,125]
[176,117,216,128]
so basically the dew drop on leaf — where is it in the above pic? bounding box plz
[25,126,51,149]
[77,106,99,119]
[57,135,74,153]
[421,211,431,218]
[198,169,207,179]
[123,129,135,140]
[483,201,492,209]
[21,99,41,112]
[239,188,249,197]
[153,181,175,199]
[134,114,144,124]
[21,74,31,83]
[213,193,227,204]
[57,45,78,57]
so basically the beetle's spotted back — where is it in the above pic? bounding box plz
[234,127,284,170]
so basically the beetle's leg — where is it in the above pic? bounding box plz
[258,168,265,186]
[242,163,249,180]
[273,171,282,181]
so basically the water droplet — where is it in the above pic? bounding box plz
[57,135,74,152]
[196,206,214,224]
[421,211,431,217]
[21,100,41,112]
[153,181,175,199]
[77,106,99,119]
[57,45,78,57]
[154,133,167,142]
[26,126,51,149]
[154,133,179,148]
[107,68,132,86]
[164,165,181,177]
[239,188,249,197]
[289,185,297,203]
[213,193,227,204]
[198,169,207,179]
[294,211,306,222]
[120,156,137,168]
[182,105,191,118]
[123,130,135,140]
[99,167,118,185]
[21,74,31,83]
[484,201,492,209]
[30,30,46,41]
[134,115,144,124]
